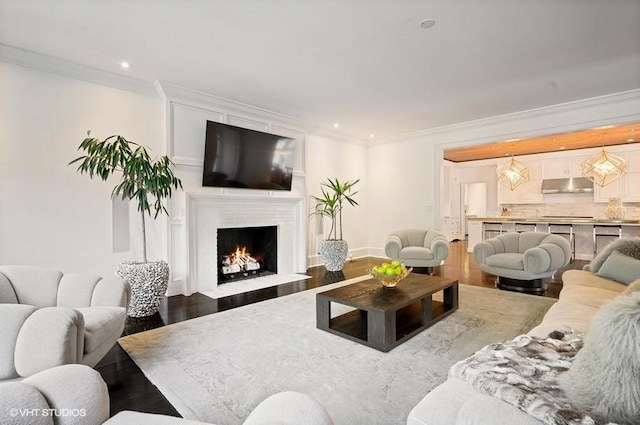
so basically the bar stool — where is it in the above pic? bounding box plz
[515,222,537,233]
[548,223,575,263]
[593,224,623,257]
[483,222,504,240]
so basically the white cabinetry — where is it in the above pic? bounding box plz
[497,160,542,204]
[542,156,587,179]
[442,216,461,241]
[467,221,483,252]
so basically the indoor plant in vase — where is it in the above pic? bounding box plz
[70,132,182,318]
[311,178,359,271]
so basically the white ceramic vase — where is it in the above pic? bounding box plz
[117,260,170,318]
[320,240,349,272]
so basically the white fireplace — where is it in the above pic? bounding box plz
[182,192,306,294]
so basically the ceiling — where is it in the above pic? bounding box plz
[443,122,640,162]
[1,1,639,141]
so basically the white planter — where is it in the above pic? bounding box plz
[117,260,170,318]
[321,240,349,272]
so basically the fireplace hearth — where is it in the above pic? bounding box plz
[217,226,277,283]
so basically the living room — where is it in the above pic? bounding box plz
[2,2,640,425]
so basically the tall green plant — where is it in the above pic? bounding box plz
[311,178,359,240]
[69,132,183,263]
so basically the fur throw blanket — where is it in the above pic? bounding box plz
[449,328,619,425]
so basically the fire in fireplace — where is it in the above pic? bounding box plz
[217,226,277,283]
[220,246,261,275]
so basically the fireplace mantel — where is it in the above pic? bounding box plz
[174,191,307,295]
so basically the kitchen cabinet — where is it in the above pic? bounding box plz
[497,160,542,204]
[542,156,587,179]
[467,221,483,252]
[442,216,462,241]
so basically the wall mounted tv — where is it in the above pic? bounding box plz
[202,121,296,191]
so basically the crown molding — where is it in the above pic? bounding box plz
[372,89,640,146]
[158,81,369,146]
[0,43,159,97]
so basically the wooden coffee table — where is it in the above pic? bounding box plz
[316,274,458,352]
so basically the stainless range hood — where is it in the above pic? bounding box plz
[541,177,593,194]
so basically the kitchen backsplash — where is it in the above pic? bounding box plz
[503,201,640,219]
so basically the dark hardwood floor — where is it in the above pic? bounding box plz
[96,239,588,417]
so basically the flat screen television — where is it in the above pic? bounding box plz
[202,121,296,191]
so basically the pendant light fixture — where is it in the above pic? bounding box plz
[581,134,627,187]
[496,156,530,191]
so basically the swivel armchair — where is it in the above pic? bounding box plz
[473,232,571,293]
[384,229,449,273]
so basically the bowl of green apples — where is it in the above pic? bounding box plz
[370,260,412,288]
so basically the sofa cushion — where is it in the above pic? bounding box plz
[587,236,640,273]
[527,301,597,337]
[561,292,640,425]
[0,266,62,307]
[560,269,627,293]
[622,278,640,294]
[595,250,640,285]
[400,246,434,261]
[485,253,524,270]
[76,307,126,353]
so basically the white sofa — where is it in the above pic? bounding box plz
[407,268,631,425]
[0,364,334,425]
[0,265,130,381]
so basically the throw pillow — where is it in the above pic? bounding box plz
[622,278,640,294]
[595,250,640,285]
[561,291,640,425]
[588,237,640,273]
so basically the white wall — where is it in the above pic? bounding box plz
[306,134,368,264]
[367,137,439,255]
[0,62,165,276]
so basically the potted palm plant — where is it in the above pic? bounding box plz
[311,178,359,271]
[70,132,182,317]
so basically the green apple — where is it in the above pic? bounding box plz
[385,268,396,277]
[391,260,401,267]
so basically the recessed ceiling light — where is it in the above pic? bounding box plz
[420,19,436,29]
[333,123,339,129]
[627,138,635,142]
[506,138,521,142]
[559,147,566,150]
[120,61,130,69]
[369,134,375,139]
[594,125,615,130]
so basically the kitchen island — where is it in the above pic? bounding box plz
[467,216,640,260]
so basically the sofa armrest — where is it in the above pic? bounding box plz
[430,239,449,262]
[14,307,85,377]
[472,241,496,265]
[20,364,109,425]
[0,304,38,380]
[384,235,403,259]
[91,277,130,308]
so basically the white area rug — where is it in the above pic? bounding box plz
[200,273,311,299]
[119,276,556,425]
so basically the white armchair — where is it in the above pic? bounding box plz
[473,232,571,293]
[384,229,449,270]
[0,265,130,381]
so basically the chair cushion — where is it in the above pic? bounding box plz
[0,382,52,425]
[485,253,524,270]
[400,246,435,261]
[76,307,126,353]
